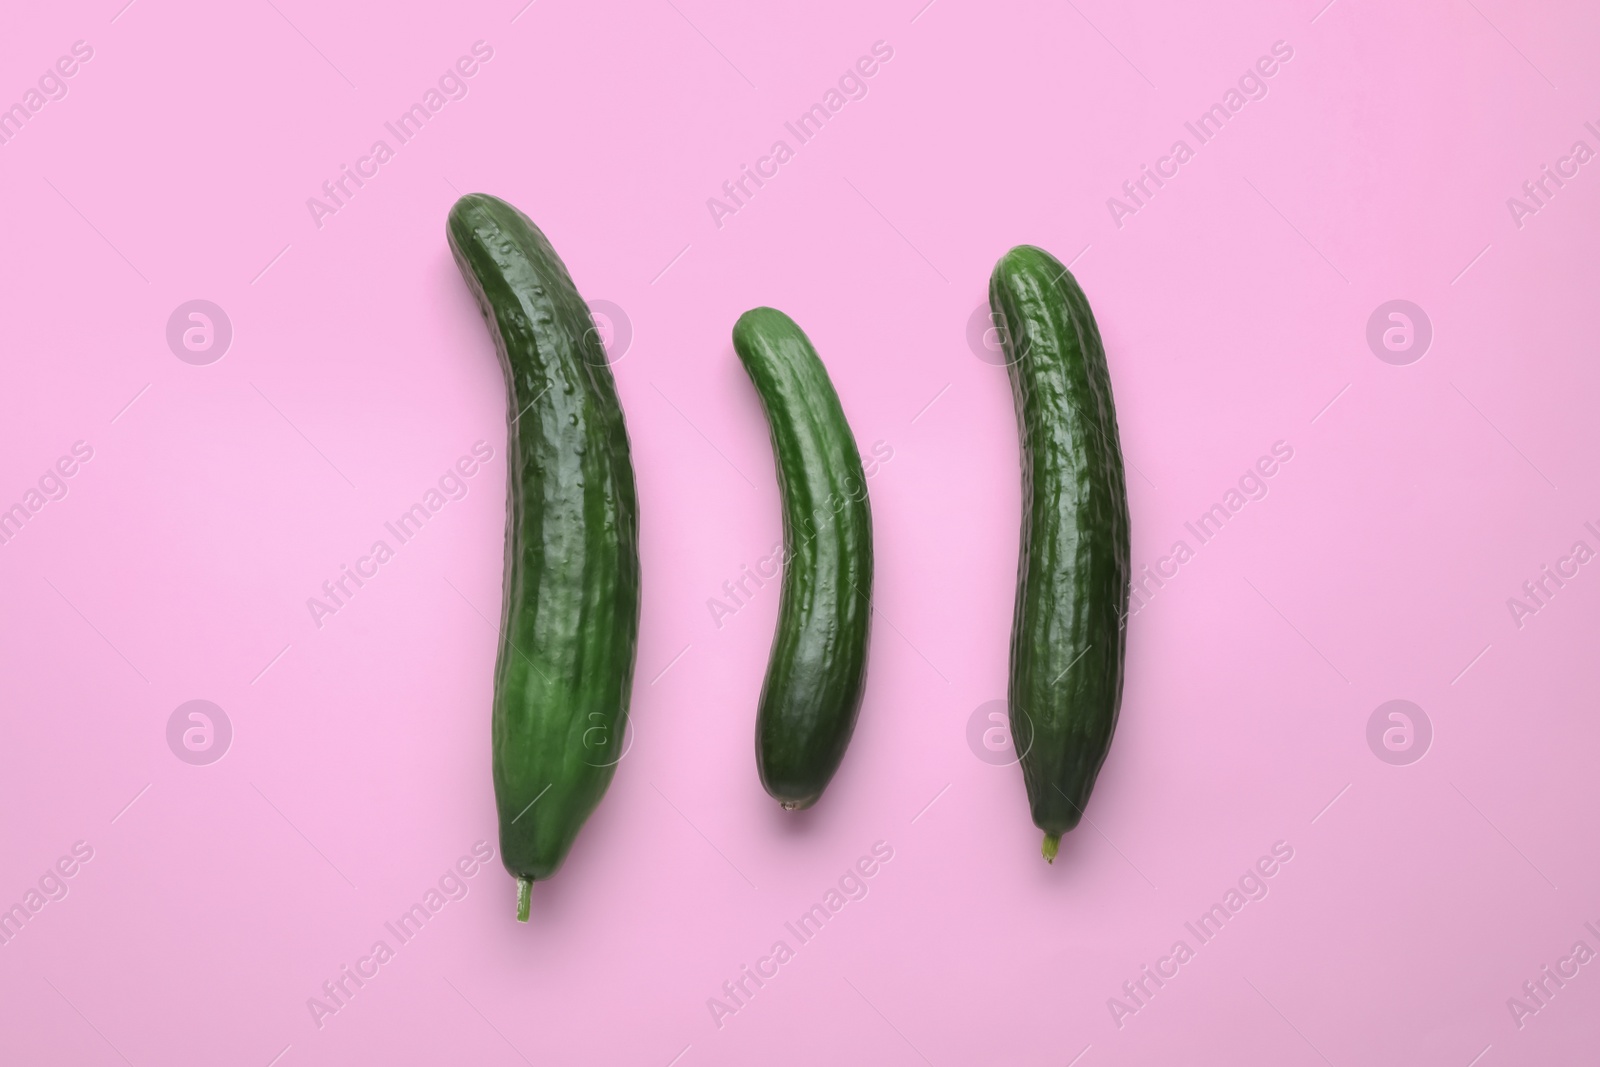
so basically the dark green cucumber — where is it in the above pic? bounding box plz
[989,245,1130,862]
[732,308,873,810]
[447,194,640,919]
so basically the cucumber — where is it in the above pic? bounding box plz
[732,308,873,810]
[989,246,1130,862]
[447,194,641,919]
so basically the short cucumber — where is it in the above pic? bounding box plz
[989,245,1130,862]
[732,308,873,810]
[447,194,641,918]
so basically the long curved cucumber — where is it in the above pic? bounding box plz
[732,308,873,810]
[989,245,1130,862]
[447,194,640,919]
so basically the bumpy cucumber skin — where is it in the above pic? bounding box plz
[733,308,873,810]
[989,245,1130,846]
[447,194,640,889]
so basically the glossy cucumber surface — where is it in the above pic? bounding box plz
[732,308,873,810]
[989,245,1130,861]
[447,194,640,917]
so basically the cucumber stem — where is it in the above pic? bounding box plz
[516,877,532,922]
[1042,833,1061,864]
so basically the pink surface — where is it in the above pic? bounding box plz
[2,1,1597,1064]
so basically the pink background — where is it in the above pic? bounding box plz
[2,0,1597,1064]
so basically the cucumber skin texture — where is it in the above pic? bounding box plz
[447,194,641,883]
[990,245,1130,839]
[733,308,873,810]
